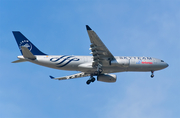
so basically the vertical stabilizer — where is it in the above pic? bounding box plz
[12,31,46,55]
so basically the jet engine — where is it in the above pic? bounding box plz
[97,74,117,83]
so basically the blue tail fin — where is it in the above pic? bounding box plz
[12,31,47,55]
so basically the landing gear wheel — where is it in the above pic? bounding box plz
[86,80,91,85]
[91,77,95,82]
[151,74,154,78]
[86,77,96,85]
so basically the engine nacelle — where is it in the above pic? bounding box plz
[97,74,117,83]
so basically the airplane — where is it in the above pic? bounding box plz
[12,25,169,85]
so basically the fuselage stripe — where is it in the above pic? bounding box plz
[50,55,80,68]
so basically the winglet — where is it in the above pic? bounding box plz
[49,75,55,79]
[86,25,92,30]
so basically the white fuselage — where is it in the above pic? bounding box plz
[18,55,168,74]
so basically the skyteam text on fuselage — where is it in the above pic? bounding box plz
[12,25,169,85]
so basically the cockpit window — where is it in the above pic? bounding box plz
[161,60,164,62]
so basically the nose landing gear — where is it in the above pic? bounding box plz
[151,71,154,78]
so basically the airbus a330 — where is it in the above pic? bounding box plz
[12,25,168,85]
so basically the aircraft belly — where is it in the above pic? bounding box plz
[103,67,126,73]
[78,66,126,73]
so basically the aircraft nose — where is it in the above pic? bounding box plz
[166,63,169,67]
[157,61,169,70]
[164,62,169,68]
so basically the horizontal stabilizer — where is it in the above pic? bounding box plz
[12,59,27,63]
[21,46,36,60]
[50,72,90,80]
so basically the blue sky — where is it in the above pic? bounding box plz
[0,0,180,118]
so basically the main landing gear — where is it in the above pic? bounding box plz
[151,71,154,78]
[86,64,103,85]
[94,64,103,75]
[86,76,95,85]
[94,68,103,75]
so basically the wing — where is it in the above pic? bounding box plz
[50,72,90,80]
[86,25,115,67]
